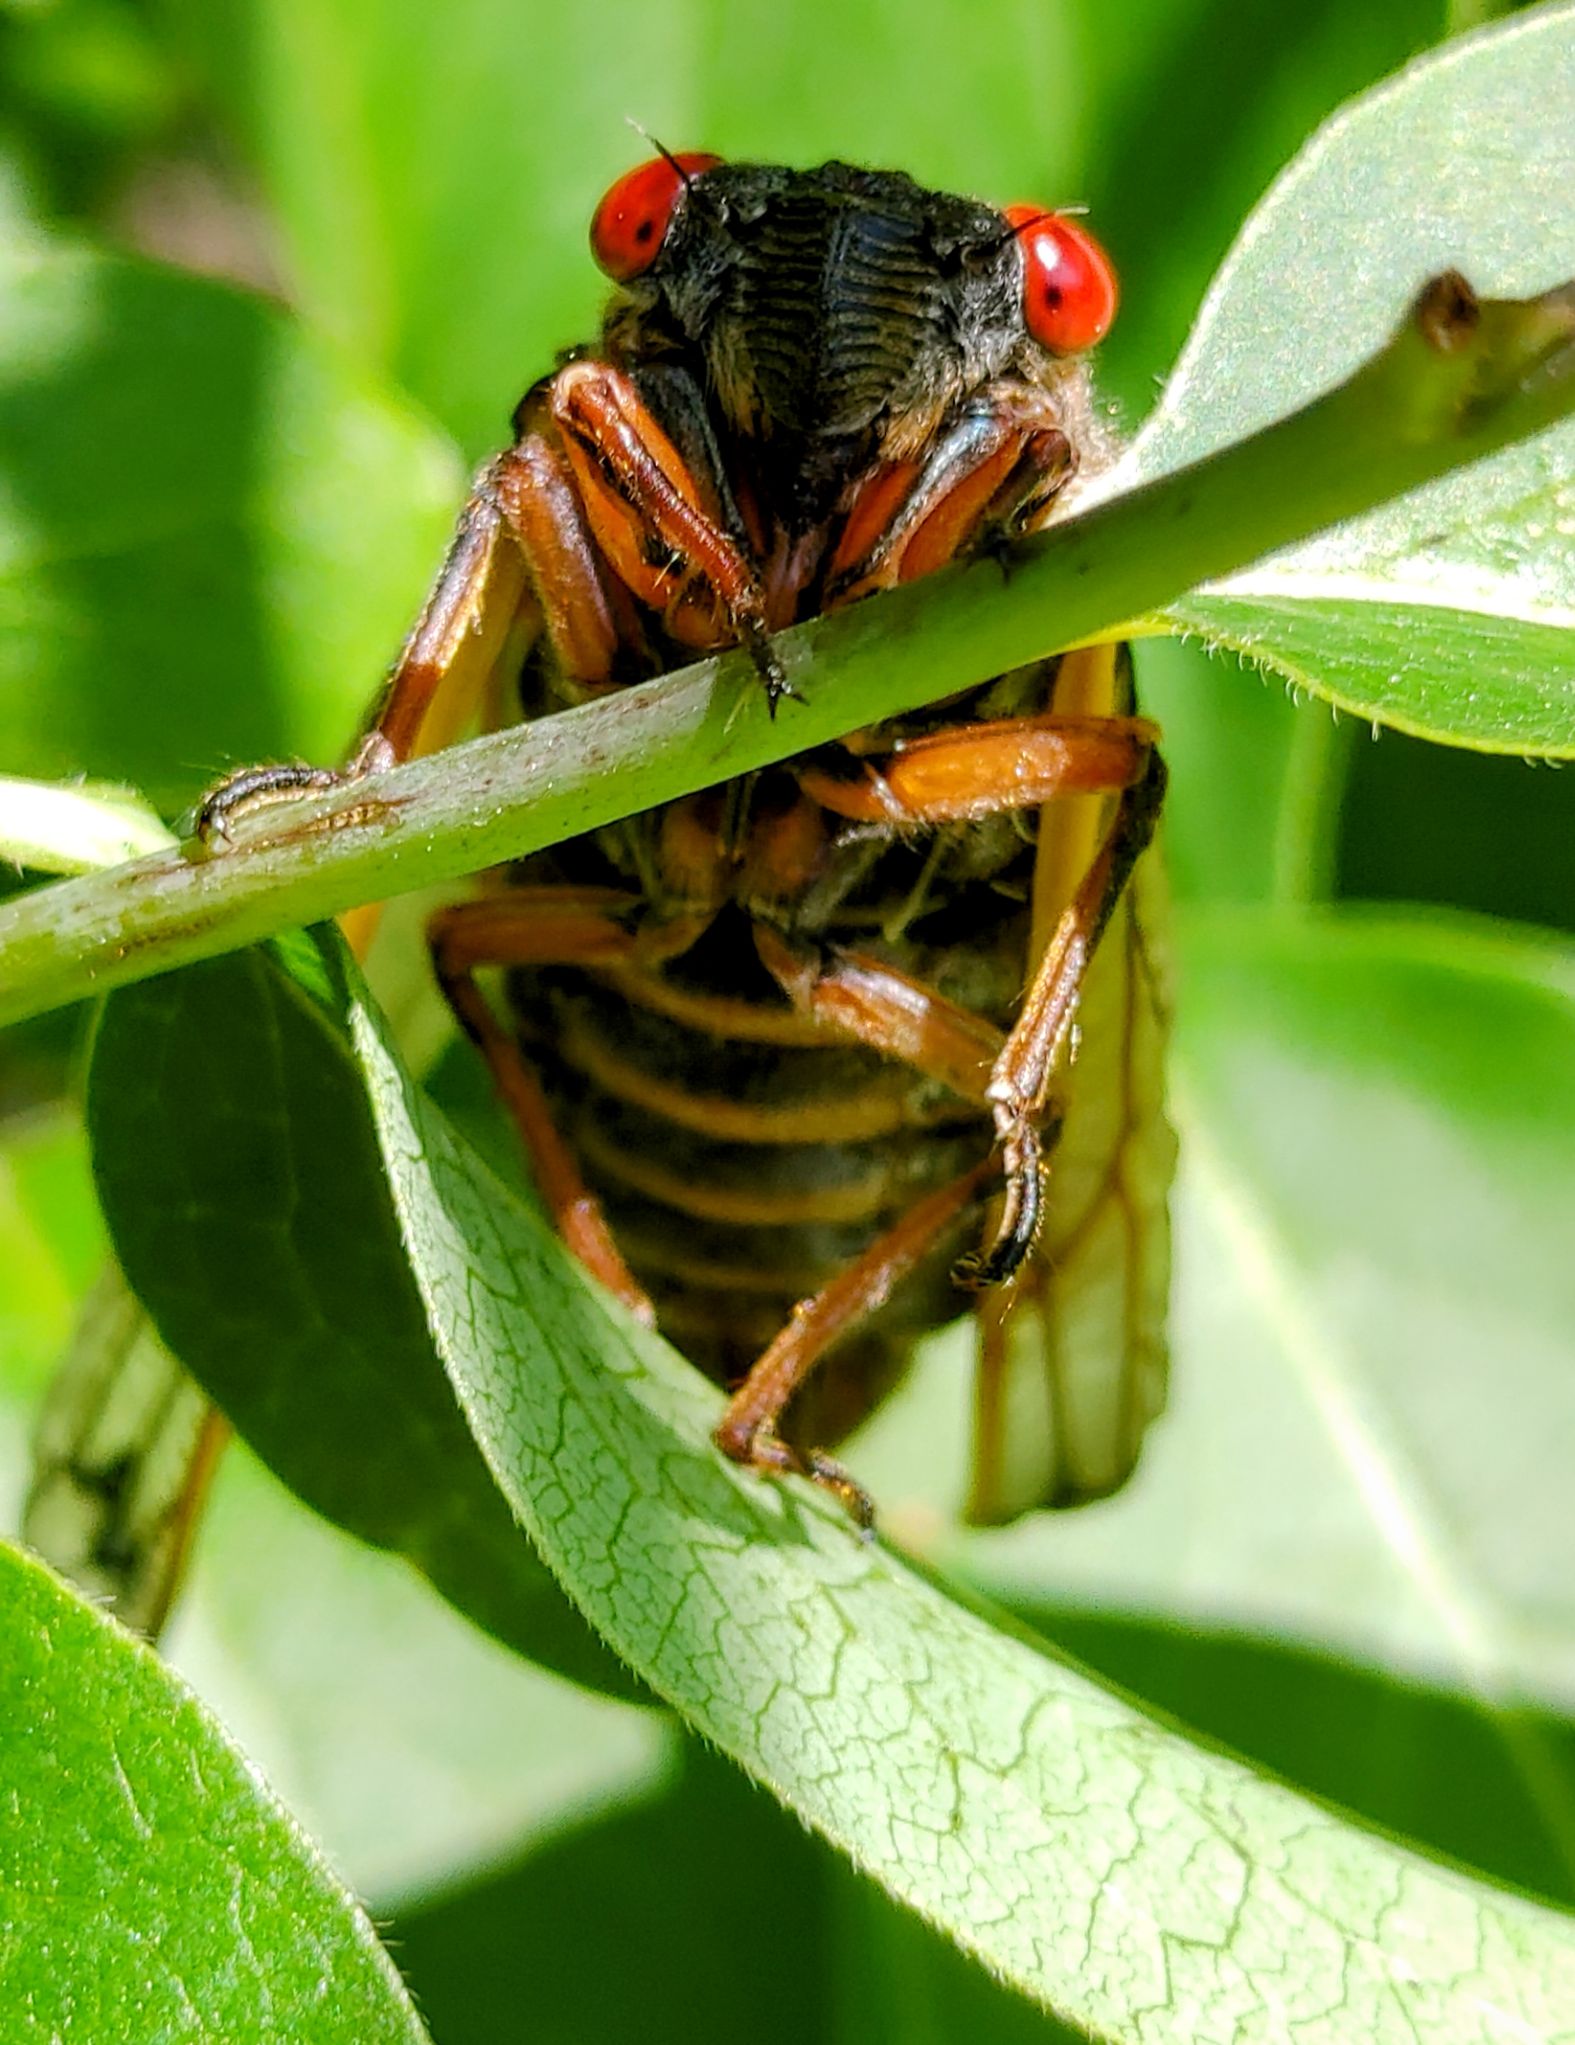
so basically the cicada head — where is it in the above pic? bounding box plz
[593,156,1117,528]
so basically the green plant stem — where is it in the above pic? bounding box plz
[1445,0,1502,36]
[0,275,1570,1030]
[1270,708,1356,904]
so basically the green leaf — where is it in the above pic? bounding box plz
[1161,593,1575,756]
[0,239,460,808]
[0,1538,430,2043]
[87,937,642,1702]
[1126,7,1575,750]
[340,936,1575,2039]
[0,773,173,874]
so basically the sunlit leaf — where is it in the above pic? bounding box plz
[0,774,172,874]
[0,1539,430,2043]
[1123,8,1575,752]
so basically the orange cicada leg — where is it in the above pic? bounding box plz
[490,428,627,698]
[427,889,657,1320]
[752,927,1003,1106]
[199,404,645,843]
[958,743,1168,1288]
[357,453,536,769]
[712,1159,998,1526]
[826,381,1076,602]
[198,449,538,841]
[546,360,789,700]
[795,711,1158,825]
[712,706,1163,1508]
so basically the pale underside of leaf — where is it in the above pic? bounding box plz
[1157,590,1575,754]
[344,941,1575,2043]
[1118,5,1575,746]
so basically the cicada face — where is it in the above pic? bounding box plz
[598,157,1119,529]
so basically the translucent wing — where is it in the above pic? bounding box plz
[965,646,1176,1523]
[24,1257,227,1635]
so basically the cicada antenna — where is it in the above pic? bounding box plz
[989,199,1092,254]
[624,119,710,189]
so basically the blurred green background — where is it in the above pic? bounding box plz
[2,1,1571,2039]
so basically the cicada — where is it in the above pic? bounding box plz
[33,154,1175,1588]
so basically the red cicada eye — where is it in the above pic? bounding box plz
[590,152,723,282]
[1002,204,1118,355]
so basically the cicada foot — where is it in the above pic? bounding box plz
[712,1160,990,1526]
[806,1447,878,1533]
[739,617,801,717]
[713,1420,876,1533]
[194,732,395,848]
[194,763,339,846]
[951,1117,1057,1292]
